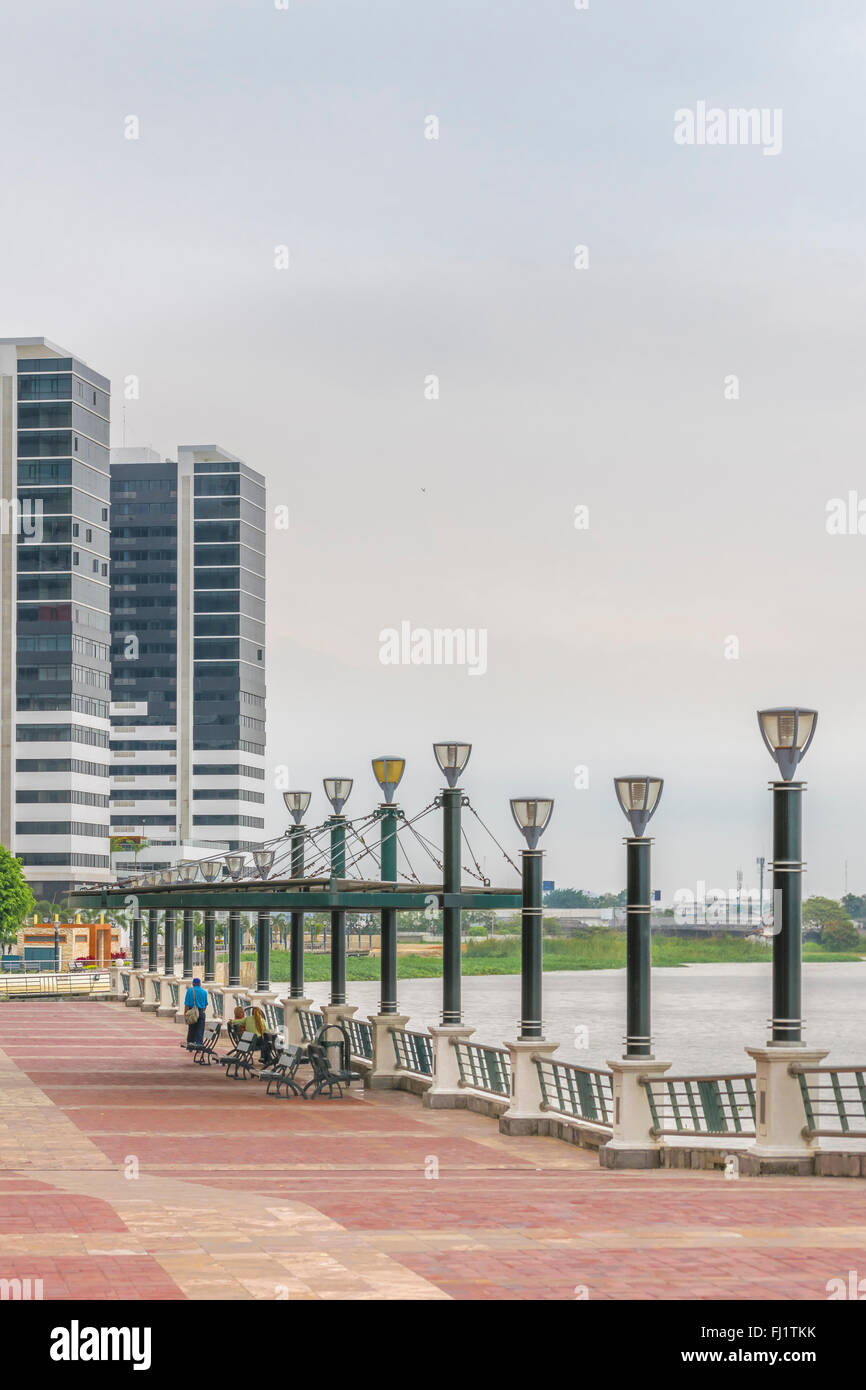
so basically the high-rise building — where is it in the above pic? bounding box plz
[0,337,112,901]
[109,445,266,874]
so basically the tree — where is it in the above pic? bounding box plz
[821,919,861,952]
[803,896,849,931]
[842,893,866,921]
[0,845,36,947]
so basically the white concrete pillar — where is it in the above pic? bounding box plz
[423,1024,475,1107]
[745,1045,828,1165]
[367,1013,409,1087]
[125,970,145,1008]
[174,977,194,1025]
[599,1057,672,1169]
[322,1003,358,1030]
[280,997,316,1045]
[139,973,159,1013]
[501,1039,558,1124]
[155,979,177,1020]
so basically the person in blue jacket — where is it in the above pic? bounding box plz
[184,977,208,1047]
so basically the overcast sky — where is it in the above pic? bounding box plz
[2,0,865,900]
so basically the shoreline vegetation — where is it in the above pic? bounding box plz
[237,932,864,982]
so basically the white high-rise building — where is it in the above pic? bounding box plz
[0,338,112,901]
[108,445,266,877]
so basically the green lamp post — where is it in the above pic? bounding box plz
[757,708,818,1045]
[253,848,276,992]
[199,859,222,982]
[324,778,353,1006]
[434,742,472,1025]
[224,852,246,988]
[510,797,554,1041]
[372,756,405,1015]
[284,792,312,998]
[614,775,663,1059]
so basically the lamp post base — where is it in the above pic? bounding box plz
[423,1025,475,1108]
[499,1039,558,1133]
[599,1057,671,1170]
[367,1013,410,1088]
[742,1045,828,1172]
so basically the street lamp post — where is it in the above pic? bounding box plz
[284,792,311,1000]
[253,848,276,997]
[372,756,405,1016]
[600,775,669,1170]
[756,709,818,1046]
[324,778,353,1021]
[500,797,557,1130]
[614,776,663,1059]
[224,853,246,997]
[367,758,408,1087]
[200,859,221,984]
[510,798,554,1041]
[425,742,474,1106]
[435,742,471,1026]
[746,708,827,1171]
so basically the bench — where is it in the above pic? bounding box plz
[218,1032,259,1080]
[302,1041,362,1099]
[260,1044,307,1098]
[185,1021,222,1066]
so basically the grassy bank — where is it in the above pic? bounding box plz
[237,933,864,982]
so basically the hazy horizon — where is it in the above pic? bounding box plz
[2,1,864,900]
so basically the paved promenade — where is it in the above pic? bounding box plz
[0,1001,863,1300]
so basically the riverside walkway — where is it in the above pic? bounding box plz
[0,1001,863,1300]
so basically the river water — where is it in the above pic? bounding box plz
[303,962,866,1074]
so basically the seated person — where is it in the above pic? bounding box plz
[227,1004,248,1045]
[246,1005,278,1066]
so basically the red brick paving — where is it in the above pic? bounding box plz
[1,1000,865,1300]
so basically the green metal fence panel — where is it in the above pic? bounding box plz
[391,1029,433,1076]
[454,1042,511,1097]
[345,1017,373,1060]
[642,1074,757,1136]
[793,1066,866,1137]
[535,1058,613,1128]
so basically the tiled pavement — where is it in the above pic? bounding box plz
[0,1000,864,1300]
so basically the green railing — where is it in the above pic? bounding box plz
[535,1057,614,1128]
[261,1002,281,1035]
[345,1017,373,1060]
[135,975,145,997]
[391,1028,434,1076]
[208,989,223,1018]
[643,1073,756,1137]
[168,981,179,1008]
[793,1064,866,1138]
[120,973,130,994]
[0,970,112,1000]
[152,979,162,1004]
[297,1008,325,1042]
[454,1041,511,1098]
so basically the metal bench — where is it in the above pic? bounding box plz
[219,1032,259,1080]
[185,1021,222,1066]
[303,1040,362,1099]
[260,1044,307,1097]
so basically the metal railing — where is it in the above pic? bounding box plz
[454,1041,511,1097]
[535,1057,614,1128]
[152,979,162,1004]
[120,972,131,994]
[207,989,223,1018]
[642,1073,756,1137]
[793,1064,866,1138]
[297,1008,325,1042]
[0,970,112,1000]
[391,1028,434,1076]
[345,1017,373,1060]
[168,982,179,1008]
